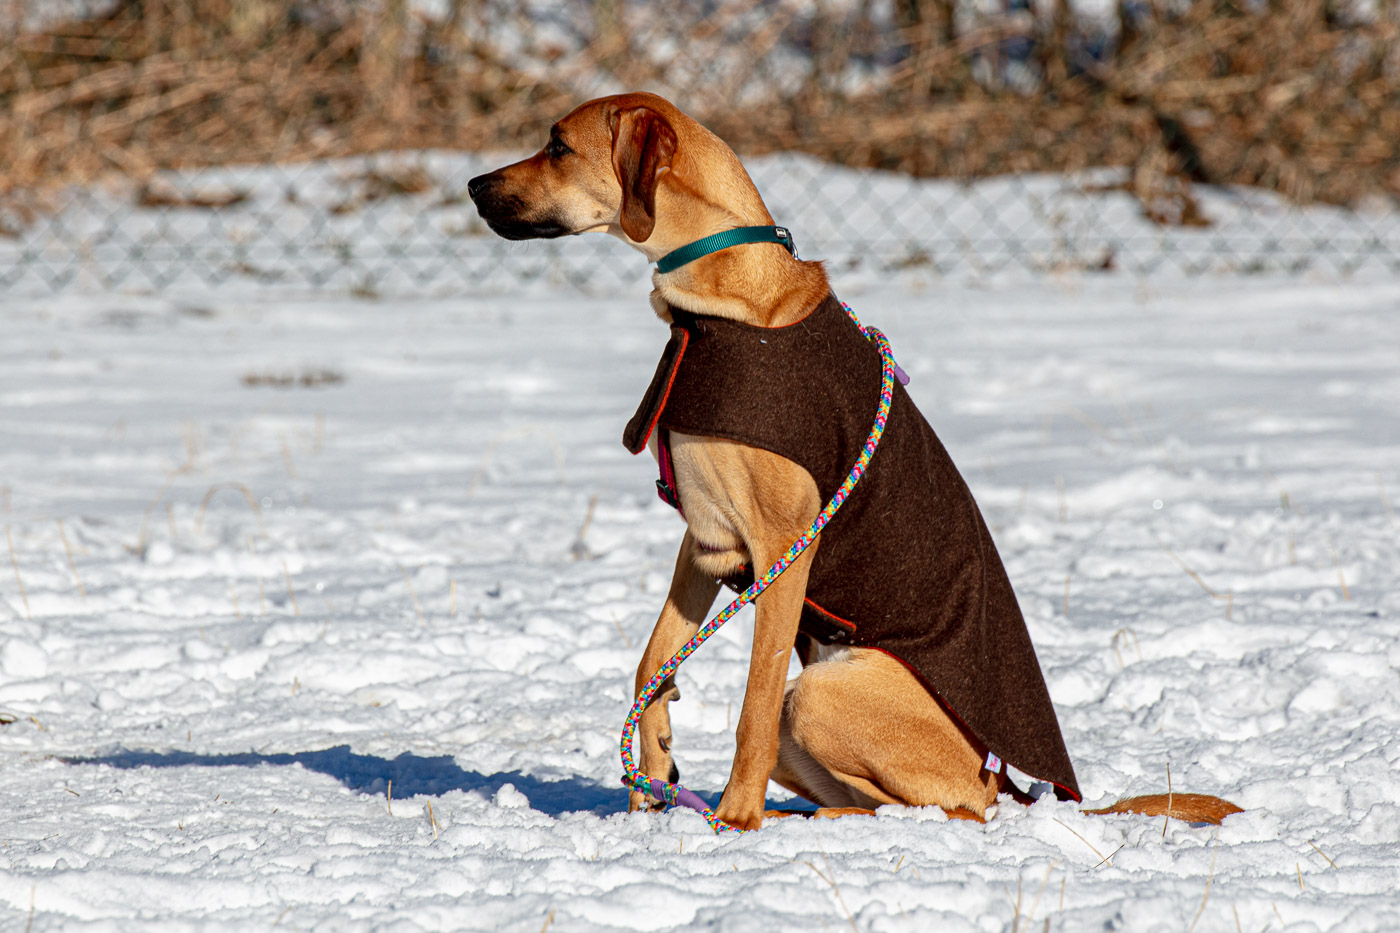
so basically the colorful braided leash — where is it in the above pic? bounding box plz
[619,301,905,834]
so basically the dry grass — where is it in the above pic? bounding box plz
[128,463,194,557]
[1,0,1396,224]
[57,519,86,598]
[802,854,861,933]
[1328,542,1352,600]
[1186,837,1220,933]
[1163,760,1172,840]
[195,482,265,537]
[6,525,30,619]
[1051,817,1117,868]
[1307,839,1338,869]
[282,560,299,615]
[1110,626,1141,668]
[399,564,426,624]
[1164,548,1235,619]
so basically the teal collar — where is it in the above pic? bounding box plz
[655,226,798,274]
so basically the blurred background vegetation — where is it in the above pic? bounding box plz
[3,0,1396,209]
[1,1,1396,286]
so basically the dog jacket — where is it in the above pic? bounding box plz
[623,293,1081,801]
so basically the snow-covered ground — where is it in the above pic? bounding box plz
[1,271,1398,931]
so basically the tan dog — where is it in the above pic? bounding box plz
[468,92,1240,831]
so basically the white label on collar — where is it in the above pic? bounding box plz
[984,751,1003,774]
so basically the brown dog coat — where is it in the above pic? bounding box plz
[624,292,1081,802]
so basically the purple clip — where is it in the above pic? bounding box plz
[894,363,910,386]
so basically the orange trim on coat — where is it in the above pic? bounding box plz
[633,328,689,455]
[802,597,857,633]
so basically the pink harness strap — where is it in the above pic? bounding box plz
[655,428,683,516]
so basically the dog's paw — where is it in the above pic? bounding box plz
[628,789,668,813]
[714,803,765,832]
[627,760,680,814]
[720,813,765,832]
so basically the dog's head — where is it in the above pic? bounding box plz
[468,92,767,253]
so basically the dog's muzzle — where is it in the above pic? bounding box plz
[467,172,570,241]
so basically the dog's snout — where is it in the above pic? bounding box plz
[467,173,495,202]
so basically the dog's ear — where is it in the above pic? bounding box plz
[610,106,677,243]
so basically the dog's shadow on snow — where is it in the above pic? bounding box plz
[62,745,626,816]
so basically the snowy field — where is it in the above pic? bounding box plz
[1,271,1399,931]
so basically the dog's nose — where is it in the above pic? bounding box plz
[467,173,494,202]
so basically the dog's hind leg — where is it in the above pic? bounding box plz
[770,648,1002,820]
[628,531,721,813]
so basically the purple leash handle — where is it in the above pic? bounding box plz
[671,786,712,815]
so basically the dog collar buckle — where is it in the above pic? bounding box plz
[773,226,798,260]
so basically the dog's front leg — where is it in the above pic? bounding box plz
[713,540,817,831]
[629,531,721,813]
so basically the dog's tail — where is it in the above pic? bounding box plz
[1083,793,1242,825]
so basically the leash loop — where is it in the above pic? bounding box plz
[619,301,898,834]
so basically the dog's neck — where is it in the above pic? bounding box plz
[623,157,831,328]
[650,249,830,328]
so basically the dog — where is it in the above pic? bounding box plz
[468,92,1240,832]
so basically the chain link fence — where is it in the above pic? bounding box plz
[3,0,1398,295]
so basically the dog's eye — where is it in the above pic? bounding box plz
[546,137,572,159]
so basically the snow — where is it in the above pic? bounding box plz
[1,269,1399,930]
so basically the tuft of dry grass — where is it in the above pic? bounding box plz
[802,855,861,933]
[1163,760,1172,840]
[7,525,30,619]
[1051,817,1116,868]
[195,482,265,536]
[1111,627,1141,669]
[282,561,299,616]
[1328,543,1352,601]
[57,520,86,598]
[128,464,193,557]
[1306,839,1338,870]
[1379,474,1397,525]
[1164,548,1235,619]
[1186,837,1220,933]
[610,612,631,649]
[399,565,426,624]
[570,494,599,561]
